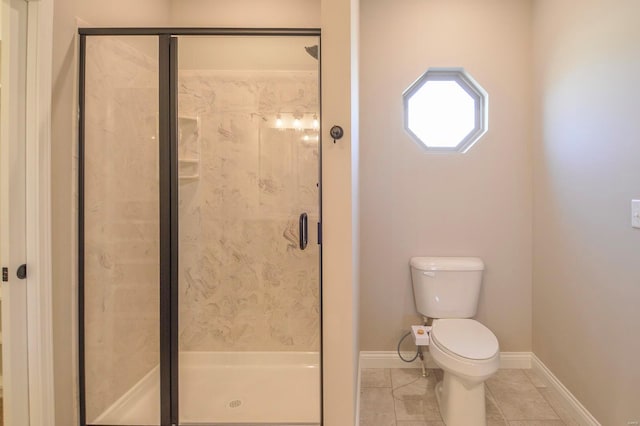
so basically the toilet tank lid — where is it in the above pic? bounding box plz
[410,257,484,271]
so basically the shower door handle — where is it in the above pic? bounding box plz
[299,213,308,250]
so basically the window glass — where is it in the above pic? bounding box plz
[403,69,487,152]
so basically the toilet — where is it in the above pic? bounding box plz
[410,257,499,426]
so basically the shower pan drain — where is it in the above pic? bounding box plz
[228,399,243,409]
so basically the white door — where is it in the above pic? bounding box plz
[1,0,32,424]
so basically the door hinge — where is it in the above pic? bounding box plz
[317,222,322,245]
[2,267,8,282]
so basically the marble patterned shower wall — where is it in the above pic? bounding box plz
[177,70,320,352]
[83,36,160,421]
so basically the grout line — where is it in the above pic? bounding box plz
[538,388,570,425]
[487,370,566,424]
[485,383,509,425]
[522,370,565,424]
[523,368,546,389]
[390,369,399,426]
[360,367,393,389]
[391,375,422,402]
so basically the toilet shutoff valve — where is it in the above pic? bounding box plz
[411,325,432,346]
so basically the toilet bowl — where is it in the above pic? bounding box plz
[429,318,499,426]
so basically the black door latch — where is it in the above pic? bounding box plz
[17,264,27,279]
[2,267,7,282]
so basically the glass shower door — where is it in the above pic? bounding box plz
[82,35,161,425]
[176,35,321,425]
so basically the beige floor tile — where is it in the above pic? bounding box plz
[432,369,444,381]
[359,368,575,426]
[393,398,442,422]
[390,368,428,388]
[391,369,440,399]
[360,412,397,426]
[539,387,581,426]
[362,368,392,388]
[360,387,396,426]
[524,369,548,389]
[486,385,507,421]
[391,369,441,422]
[487,370,559,421]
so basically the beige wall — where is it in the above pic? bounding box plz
[168,0,320,28]
[359,0,533,352]
[532,0,640,424]
[320,0,360,422]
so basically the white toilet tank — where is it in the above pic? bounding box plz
[410,257,485,319]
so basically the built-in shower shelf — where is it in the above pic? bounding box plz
[178,115,200,181]
[179,158,200,181]
[179,175,200,181]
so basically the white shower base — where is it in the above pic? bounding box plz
[93,351,320,425]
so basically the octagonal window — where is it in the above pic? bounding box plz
[403,68,488,153]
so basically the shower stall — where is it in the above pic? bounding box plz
[79,29,322,426]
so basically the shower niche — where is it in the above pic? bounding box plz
[177,116,200,181]
[79,30,321,426]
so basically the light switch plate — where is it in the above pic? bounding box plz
[632,200,640,229]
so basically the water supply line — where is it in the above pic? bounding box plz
[396,331,420,363]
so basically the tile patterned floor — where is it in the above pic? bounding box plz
[359,368,582,426]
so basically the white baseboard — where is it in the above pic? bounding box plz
[355,363,361,426]
[359,351,600,426]
[359,351,436,369]
[499,351,533,369]
[531,354,600,426]
[359,351,531,369]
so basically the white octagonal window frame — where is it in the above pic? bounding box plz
[403,68,488,153]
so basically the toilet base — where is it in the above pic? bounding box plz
[435,372,487,426]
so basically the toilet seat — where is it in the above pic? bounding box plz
[431,319,499,361]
